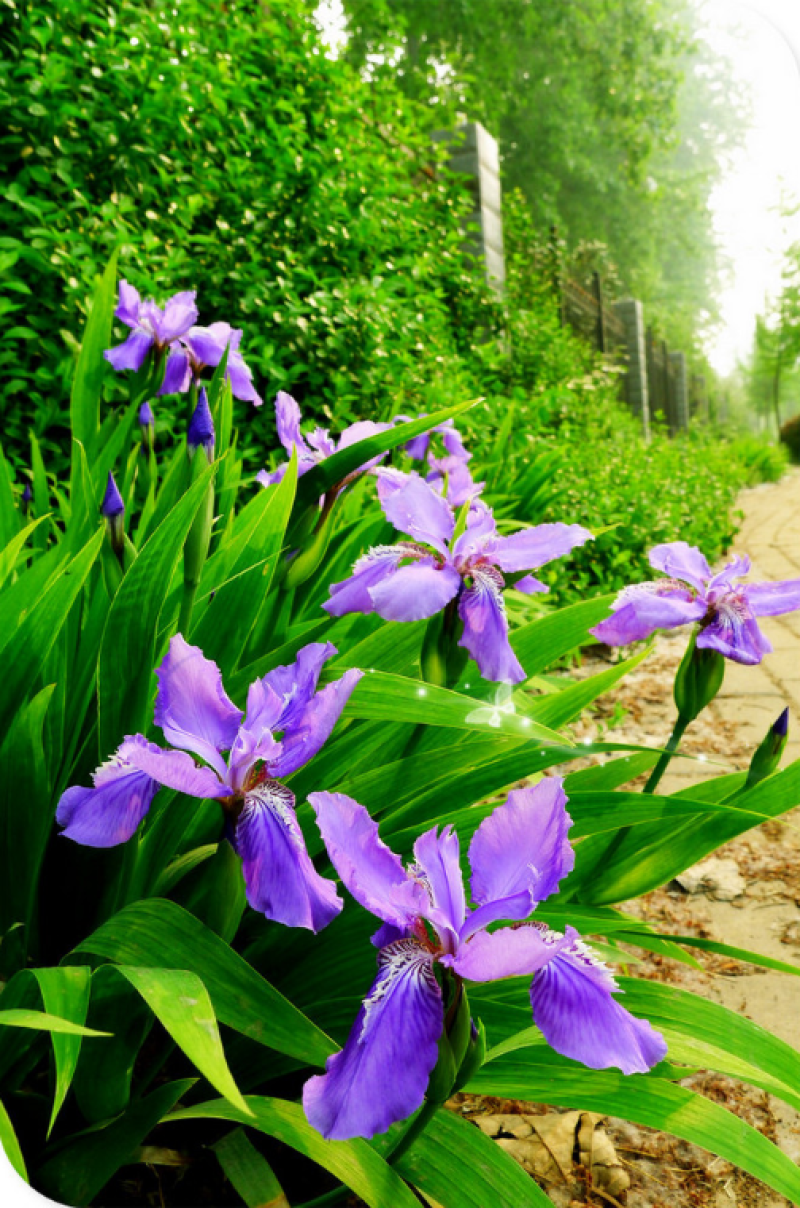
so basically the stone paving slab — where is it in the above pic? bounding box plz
[715,469,800,746]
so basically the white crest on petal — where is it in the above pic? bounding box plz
[359,938,437,1044]
[241,780,299,842]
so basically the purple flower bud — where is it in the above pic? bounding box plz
[101,471,125,519]
[101,471,125,558]
[745,704,789,789]
[21,482,32,508]
[138,401,155,452]
[773,706,789,738]
[187,387,215,460]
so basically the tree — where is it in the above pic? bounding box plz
[747,249,800,431]
[338,0,746,358]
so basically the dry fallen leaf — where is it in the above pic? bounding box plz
[472,1109,630,1196]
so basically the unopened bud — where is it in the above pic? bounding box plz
[453,1018,486,1094]
[674,632,724,723]
[283,491,338,590]
[138,400,155,452]
[187,387,215,461]
[101,471,125,559]
[21,482,32,512]
[745,707,789,789]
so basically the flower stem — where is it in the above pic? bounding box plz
[296,1186,349,1208]
[296,1107,441,1208]
[601,712,690,871]
[642,713,690,795]
[385,1098,441,1165]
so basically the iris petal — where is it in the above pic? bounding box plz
[697,608,771,665]
[104,329,154,372]
[530,937,668,1074]
[56,745,160,847]
[274,391,305,455]
[369,558,461,623]
[303,938,442,1139]
[590,589,705,645]
[492,523,593,573]
[154,635,243,778]
[309,791,427,928]
[269,669,363,779]
[377,471,455,554]
[458,567,525,683]
[412,825,466,942]
[745,580,800,617]
[648,541,711,591]
[467,780,574,921]
[118,734,228,799]
[449,922,566,982]
[261,642,337,732]
[234,783,342,932]
[324,545,410,617]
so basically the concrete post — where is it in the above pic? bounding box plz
[612,298,650,438]
[432,121,505,292]
[669,351,689,431]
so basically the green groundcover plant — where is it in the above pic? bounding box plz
[2,262,800,1207]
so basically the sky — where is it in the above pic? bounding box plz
[700,0,800,375]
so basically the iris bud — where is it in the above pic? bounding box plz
[453,1019,486,1094]
[187,388,215,462]
[674,630,725,722]
[138,400,155,453]
[283,491,338,591]
[745,707,789,789]
[101,471,125,560]
[180,389,216,632]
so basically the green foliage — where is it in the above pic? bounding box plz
[731,434,789,483]
[339,0,745,358]
[1,261,800,1208]
[780,414,800,463]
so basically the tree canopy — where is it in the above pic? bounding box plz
[339,0,747,357]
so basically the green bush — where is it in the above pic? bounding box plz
[0,0,494,474]
[731,433,789,484]
[1,0,771,606]
[779,415,800,464]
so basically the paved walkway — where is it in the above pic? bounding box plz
[719,466,800,765]
[654,469,800,1147]
[660,466,800,790]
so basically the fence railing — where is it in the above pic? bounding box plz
[437,120,708,438]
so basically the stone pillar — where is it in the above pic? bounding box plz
[612,298,650,438]
[669,351,689,431]
[432,121,505,292]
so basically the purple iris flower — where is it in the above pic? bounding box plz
[397,415,485,507]
[56,637,362,932]
[104,282,198,381]
[303,779,667,1140]
[590,541,800,666]
[425,453,485,508]
[323,470,593,683]
[256,392,390,490]
[175,323,263,406]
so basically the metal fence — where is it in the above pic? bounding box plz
[435,120,703,438]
